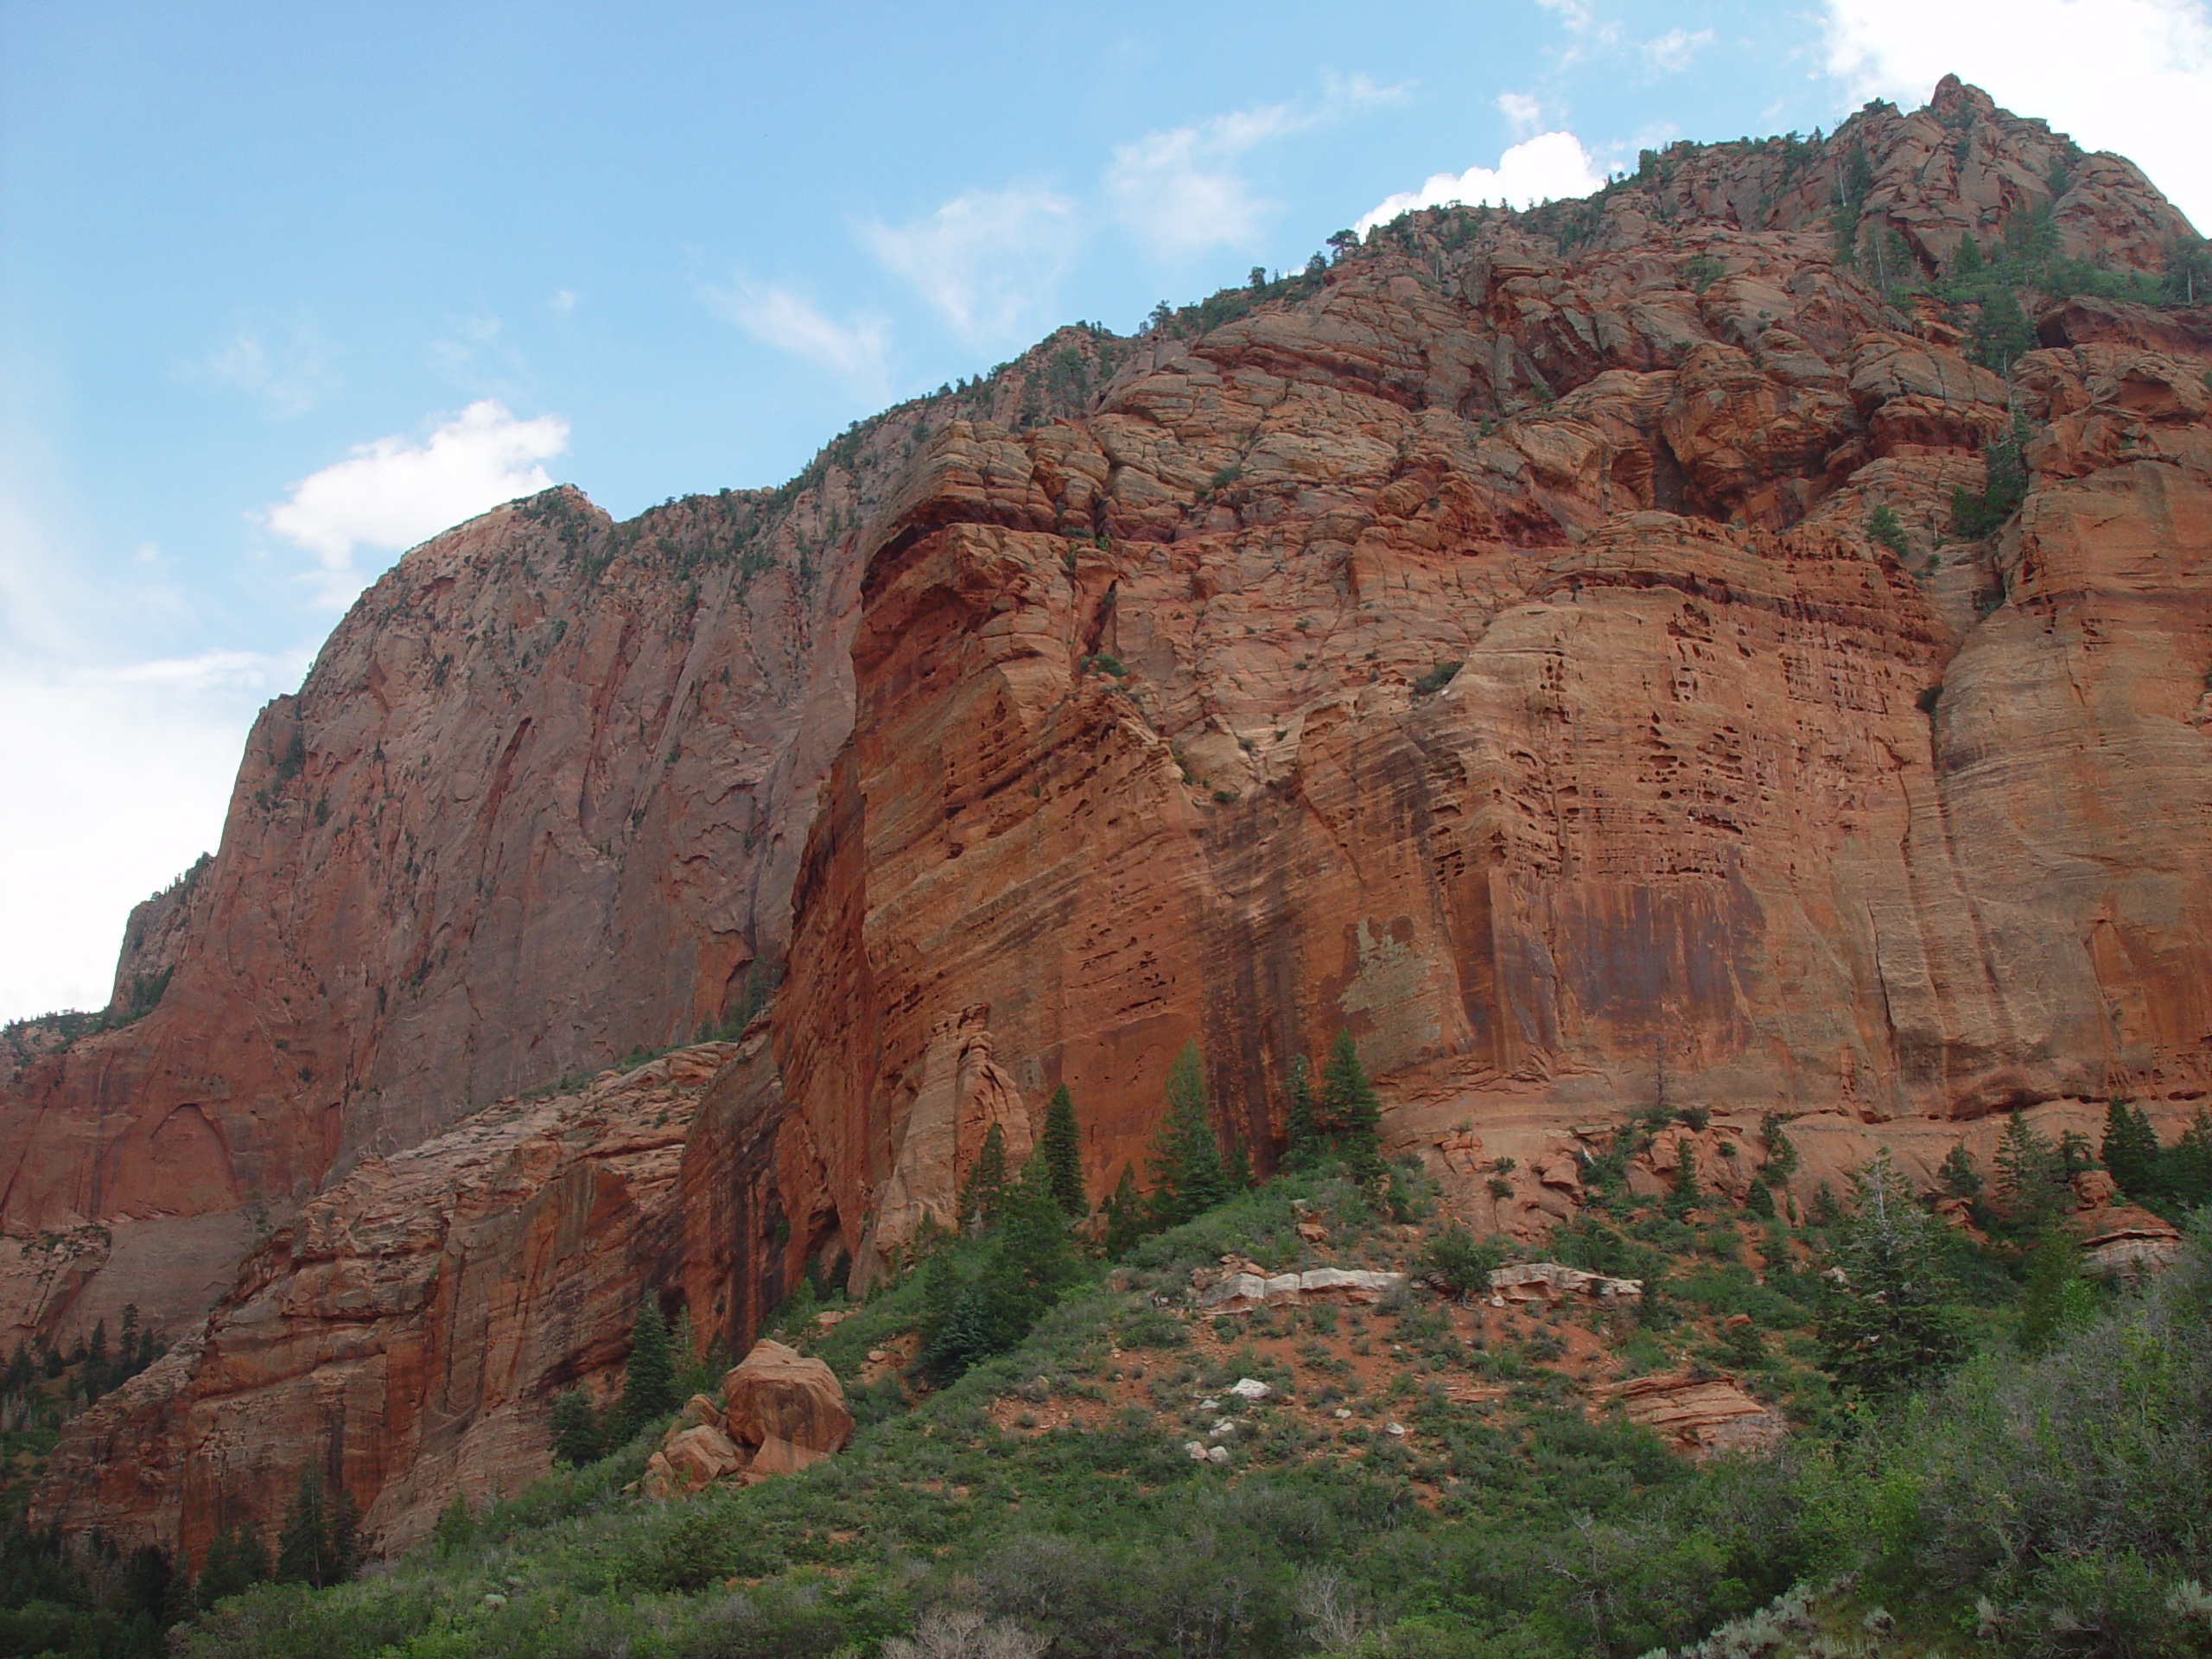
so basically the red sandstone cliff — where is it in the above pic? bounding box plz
[0,332,1128,1351]
[749,77,2212,1281]
[19,78,2212,1560]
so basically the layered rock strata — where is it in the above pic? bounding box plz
[0,332,1128,1346]
[28,1043,735,1560]
[755,77,2212,1288]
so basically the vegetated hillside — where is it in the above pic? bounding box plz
[143,1084,2212,1659]
[4,68,2212,1654]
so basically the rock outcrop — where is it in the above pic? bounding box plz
[28,1043,737,1561]
[1594,1370,1788,1456]
[639,1336,854,1497]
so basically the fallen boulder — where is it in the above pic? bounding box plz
[721,1338,855,1461]
[1593,1370,1784,1458]
[642,1422,751,1499]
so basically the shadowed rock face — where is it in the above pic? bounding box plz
[17,79,2212,1560]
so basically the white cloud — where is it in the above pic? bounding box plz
[261,399,567,607]
[0,481,306,1021]
[1821,0,2212,229]
[550,289,577,315]
[1497,92,1544,137]
[863,187,1078,341]
[193,320,340,416]
[1109,76,1408,257]
[708,280,893,391]
[1356,130,1607,233]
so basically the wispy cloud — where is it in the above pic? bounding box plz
[1821,0,2212,229]
[190,319,340,417]
[1108,74,1408,257]
[1356,130,1606,233]
[863,187,1078,342]
[261,399,568,607]
[1497,92,1545,137]
[1642,27,1714,75]
[707,279,893,391]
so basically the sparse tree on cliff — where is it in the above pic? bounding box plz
[275,1465,359,1589]
[550,1388,603,1465]
[621,1294,677,1434]
[1319,1031,1385,1184]
[1147,1040,1229,1227]
[1282,1054,1318,1170]
[958,1123,1010,1230]
[1039,1084,1086,1219]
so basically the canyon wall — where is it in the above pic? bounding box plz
[754,76,2212,1279]
[18,77,2212,1560]
[0,332,1128,1351]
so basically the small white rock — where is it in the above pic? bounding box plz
[1386,1422,1407,1437]
[1184,1440,1209,1461]
[1210,1418,1237,1437]
[1198,1396,1219,1410]
[1333,1408,1353,1420]
[1228,1377,1273,1401]
[1206,1445,1231,1465]
[867,1349,888,1363]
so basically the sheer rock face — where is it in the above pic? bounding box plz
[0,329,1128,1347]
[755,86,2212,1285]
[27,1044,736,1562]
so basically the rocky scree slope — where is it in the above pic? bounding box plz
[16,76,2212,1564]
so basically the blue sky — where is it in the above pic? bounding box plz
[5,0,2209,1019]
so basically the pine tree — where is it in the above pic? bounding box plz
[2017,1224,2090,1355]
[431,1491,475,1558]
[621,1295,677,1434]
[275,1465,355,1588]
[1995,1112,2063,1227]
[543,1389,597,1468]
[1936,1142,1982,1200]
[196,1523,270,1608]
[1666,1146,1703,1217]
[1816,1152,1968,1395]
[1147,1040,1228,1226]
[2171,1107,2212,1206]
[1319,1030,1384,1182]
[2101,1098,2163,1202]
[1969,289,2034,375]
[957,1123,1009,1230]
[1282,1054,1317,1169]
[1224,1128,1254,1193]
[1039,1084,1086,1218]
[1102,1164,1145,1259]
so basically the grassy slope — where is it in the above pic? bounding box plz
[162,1155,2128,1659]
